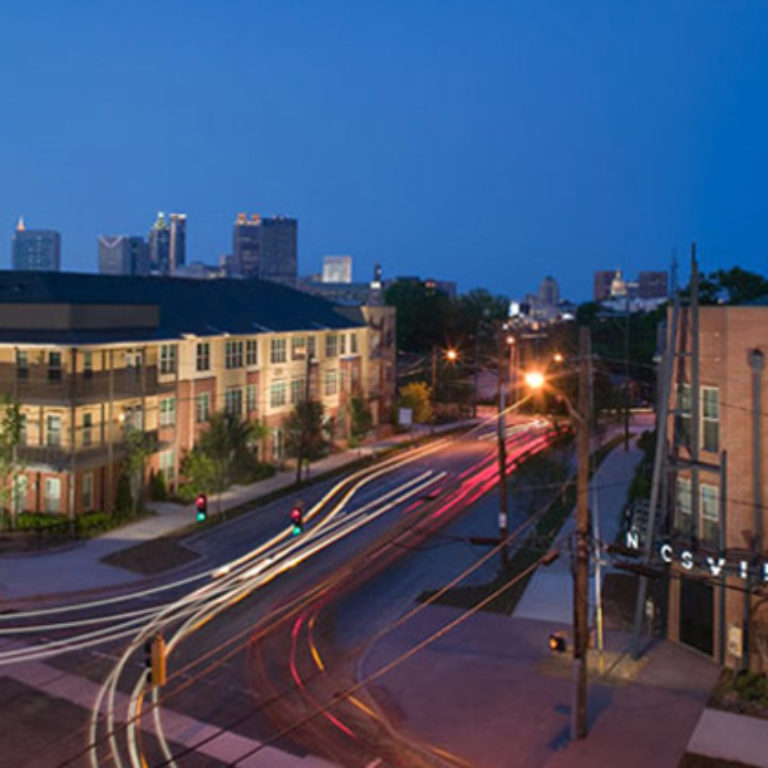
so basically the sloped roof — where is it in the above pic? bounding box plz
[0,271,365,344]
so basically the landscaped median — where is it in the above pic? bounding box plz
[418,433,626,615]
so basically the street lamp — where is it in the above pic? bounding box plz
[523,327,592,742]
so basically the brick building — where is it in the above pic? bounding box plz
[665,297,768,668]
[0,272,395,519]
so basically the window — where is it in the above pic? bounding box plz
[675,476,692,536]
[13,475,27,514]
[350,333,359,354]
[160,345,176,374]
[700,484,720,549]
[123,406,143,432]
[159,450,175,483]
[48,351,62,381]
[83,351,93,378]
[246,339,259,366]
[46,415,62,448]
[246,384,257,412]
[126,348,143,369]
[702,387,719,453]
[270,338,287,364]
[196,393,210,423]
[160,397,176,426]
[270,381,287,408]
[16,350,28,379]
[226,340,244,369]
[290,377,305,404]
[82,413,93,447]
[196,342,210,371]
[325,334,338,358]
[44,477,61,513]
[324,369,338,396]
[225,388,243,416]
[82,473,93,512]
[339,334,347,355]
[291,336,306,360]
[675,384,691,448]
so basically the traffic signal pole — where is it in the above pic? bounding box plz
[496,328,509,568]
[572,326,591,741]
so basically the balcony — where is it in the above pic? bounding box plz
[0,364,173,405]
[17,429,159,471]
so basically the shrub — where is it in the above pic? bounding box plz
[149,470,168,501]
[16,513,68,530]
[76,511,112,536]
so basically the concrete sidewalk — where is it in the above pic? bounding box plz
[0,423,470,602]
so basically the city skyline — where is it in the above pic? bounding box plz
[2,1,767,299]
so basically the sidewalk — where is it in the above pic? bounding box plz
[0,423,471,602]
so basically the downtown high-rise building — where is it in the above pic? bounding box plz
[232,213,297,286]
[322,255,353,283]
[98,235,150,276]
[148,211,188,275]
[12,218,61,271]
[168,213,186,272]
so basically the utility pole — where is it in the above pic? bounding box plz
[572,326,591,741]
[295,352,313,485]
[496,328,509,568]
[431,346,437,434]
[624,296,630,450]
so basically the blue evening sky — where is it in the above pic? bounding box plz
[1,0,767,300]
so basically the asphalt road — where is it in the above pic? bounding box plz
[0,419,556,768]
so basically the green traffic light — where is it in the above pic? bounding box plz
[197,511,207,523]
[291,524,302,536]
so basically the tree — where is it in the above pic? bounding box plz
[196,411,254,509]
[0,396,25,529]
[180,447,217,497]
[284,399,329,483]
[398,381,433,424]
[349,397,374,446]
[384,279,453,352]
[122,429,157,515]
[696,266,768,306]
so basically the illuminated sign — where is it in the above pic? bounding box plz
[625,529,768,581]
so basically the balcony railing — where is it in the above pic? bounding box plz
[0,364,172,404]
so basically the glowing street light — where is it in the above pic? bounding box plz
[445,348,458,363]
[553,352,564,363]
[524,370,545,391]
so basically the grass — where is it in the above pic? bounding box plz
[418,433,627,615]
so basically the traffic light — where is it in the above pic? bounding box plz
[290,504,304,536]
[144,633,167,686]
[195,493,208,523]
[548,632,567,653]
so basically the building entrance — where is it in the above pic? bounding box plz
[679,577,714,656]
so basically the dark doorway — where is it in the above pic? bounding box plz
[680,577,714,656]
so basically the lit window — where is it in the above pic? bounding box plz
[82,412,93,447]
[291,336,306,360]
[46,414,62,447]
[675,384,691,448]
[44,477,61,513]
[325,335,338,358]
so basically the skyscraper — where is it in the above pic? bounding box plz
[538,275,559,307]
[638,270,668,299]
[168,213,186,272]
[148,212,171,274]
[98,235,150,276]
[12,218,61,271]
[232,213,297,286]
[593,270,615,302]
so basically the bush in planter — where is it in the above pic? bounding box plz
[76,511,112,536]
[16,513,68,530]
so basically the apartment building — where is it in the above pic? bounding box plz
[664,297,768,668]
[0,271,395,519]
